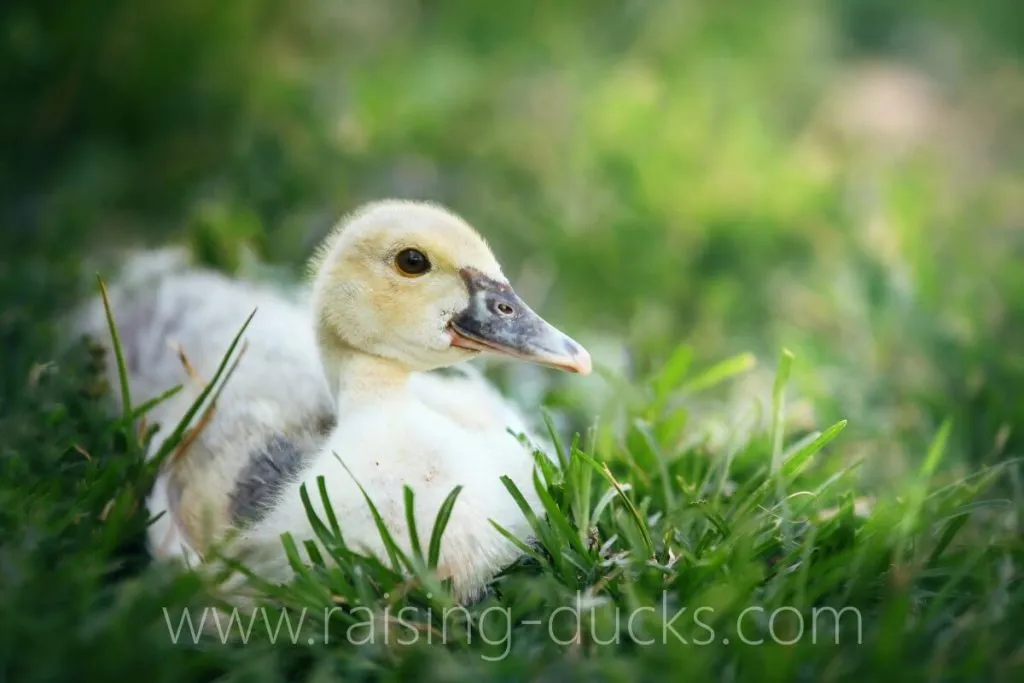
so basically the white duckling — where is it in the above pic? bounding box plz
[74,199,591,602]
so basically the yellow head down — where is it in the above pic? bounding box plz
[309,199,591,376]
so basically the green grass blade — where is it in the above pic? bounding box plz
[678,351,756,396]
[427,485,463,569]
[782,419,848,479]
[592,484,626,523]
[651,343,693,409]
[633,419,676,510]
[333,453,409,573]
[770,348,795,542]
[278,532,332,603]
[404,485,425,564]
[129,384,183,420]
[299,482,339,546]
[489,519,549,567]
[316,475,343,539]
[770,348,794,477]
[531,468,586,557]
[540,409,567,468]
[926,513,970,567]
[921,419,952,478]
[497,474,564,573]
[927,499,1010,565]
[573,449,654,556]
[150,309,256,469]
[568,445,594,537]
[96,276,136,445]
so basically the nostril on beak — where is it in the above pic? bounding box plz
[493,301,516,317]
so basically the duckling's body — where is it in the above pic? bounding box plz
[250,356,544,593]
[73,249,337,566]
[73,200,590,602]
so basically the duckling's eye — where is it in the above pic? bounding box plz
[395,248,431,276]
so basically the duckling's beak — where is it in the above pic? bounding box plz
[449,268,592,375]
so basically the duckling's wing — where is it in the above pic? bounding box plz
[69,248,335,560]
[72,248,331,431]
[71,248,325,419]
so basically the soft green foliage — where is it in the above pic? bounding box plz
[2,0,1023,681]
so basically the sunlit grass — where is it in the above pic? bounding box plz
[16,287,1012,681]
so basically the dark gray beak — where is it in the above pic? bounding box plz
[449,268,592,375]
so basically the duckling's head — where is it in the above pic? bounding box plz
[309,199,591,376]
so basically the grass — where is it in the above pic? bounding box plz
[3,0,1024,680]
[1,280,1019,681]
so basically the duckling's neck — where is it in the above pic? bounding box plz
[321,346,410,405]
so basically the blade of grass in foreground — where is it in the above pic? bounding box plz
[678,351,757,397]
[497,475,558,555]
[632,419,676,511]
[488,519,550,568]
[573,449,654,557]
[279,532,333,604]
[770,349,795,542]
[149,309,256,470]
[298,482,344,550]
[404,486,425,564]
[333,453,409,574]
[317,475,343,539]
[782,419,848,479]
[427,485,463,570]
[924,509,1010,584]
[328,453,452,601]
[567,443,594,540]
[531,468,587,558]
[97,277,133,423]
[98,274,192,456]
[650,343,693,415]
[540,409,568,469]
[896,419,952,565]
[129,384,184,421]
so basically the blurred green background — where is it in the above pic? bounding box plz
[3,0,1023,487]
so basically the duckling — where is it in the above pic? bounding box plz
[73,199,591,602]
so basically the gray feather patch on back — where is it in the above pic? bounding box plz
[230,435,310,526]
